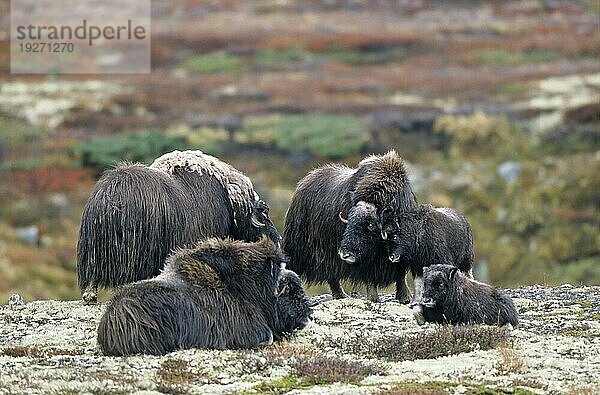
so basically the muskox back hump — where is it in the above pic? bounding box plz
[283,165,353,281]
[168,168,232,239]
[77,164,190,290]
[77,163,234,292]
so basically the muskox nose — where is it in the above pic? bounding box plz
[422,297,435,307]
[338,250,356,263]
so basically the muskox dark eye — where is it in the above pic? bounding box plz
[367,223,376,231]
[392,234,399,241]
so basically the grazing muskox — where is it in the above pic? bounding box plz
[77,150,279,304]
[420,264,519,327]
[382,204,474,322]
[97,237,312,356]
[284,151,417,302]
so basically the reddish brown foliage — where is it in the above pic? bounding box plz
[1,168,93,199]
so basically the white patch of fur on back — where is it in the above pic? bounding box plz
[154,259,186,287]
[435,207,461,221]
[150,150,256,216]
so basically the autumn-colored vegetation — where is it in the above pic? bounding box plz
[0,0,598,302]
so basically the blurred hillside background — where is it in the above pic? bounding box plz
[0,0,598,302]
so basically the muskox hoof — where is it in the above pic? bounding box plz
[367,294,381,303]
[366,286,380,303]
[412,305,425,326]
[258,331,274,347]
[332,290,348,299]
[396,290,411,304]
[82,290,98,305]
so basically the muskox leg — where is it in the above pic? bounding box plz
[395,276,411,304]
[410,276,425,325]
[258,331,274,347]
[328,279,348,299]
[366,285,380,303]
[82,284,98,305]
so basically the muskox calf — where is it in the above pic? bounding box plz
[97,237,312,356]
[284,151,417,302]
[77,150,279,304]
[382,204,473,320]
[420,264,519,327]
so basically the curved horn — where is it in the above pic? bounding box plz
[381,231,388,240]
[274,284,288,297]
[338,212,349,224]
[251,214,266,228]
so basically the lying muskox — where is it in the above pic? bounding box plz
[284,150,417,302]
[77,150,279,304]
[420,264,519,327]
[97,237,312,356]
[381,204,474,322]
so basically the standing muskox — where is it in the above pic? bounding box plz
[420,264,519,327]
[77,150,280,304]
[97,237,312,356]
[283,151,417,302]
[381,204,474,323]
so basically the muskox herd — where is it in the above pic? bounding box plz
[77,150,518,356]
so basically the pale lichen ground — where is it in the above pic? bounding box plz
[0,285,599,395]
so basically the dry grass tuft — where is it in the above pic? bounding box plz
[320,325,511,362]
[3,345,82,358]
[495,346,526,375]
[292,356,385,385]
[154,358,195,395]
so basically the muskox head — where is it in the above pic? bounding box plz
[273,267,312,338]
[382,209,423,263]
[338,201,383,264]
[239,194,281,247]
[422,264,457,308]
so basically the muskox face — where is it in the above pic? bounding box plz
[383,217,413,263]
[338,201,382,264]
[273,269,312,337]
[243,197,281,247]
[422,264,457,307]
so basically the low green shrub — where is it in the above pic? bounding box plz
[239,113,367,159]
[72,130,187,170]
[181,52,243,74]
[474,48,559,65]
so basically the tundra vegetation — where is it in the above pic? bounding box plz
[1,285,599,393]
[0,1,598,303]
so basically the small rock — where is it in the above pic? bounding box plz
[8,294,25,308]
[16,226,40,246]
[497,161,521,185]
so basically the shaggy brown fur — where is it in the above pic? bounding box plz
[284,151,416,301]
[77,150,279,304]
[421,264,519,327]
[97,237,312,356]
